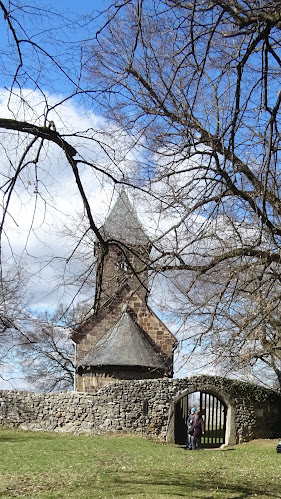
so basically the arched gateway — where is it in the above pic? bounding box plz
[166,381,236,446]
[174,391,227,447]
[165,376,281,446]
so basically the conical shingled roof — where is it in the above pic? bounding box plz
[101,190,150,246]
[79,311,168,371]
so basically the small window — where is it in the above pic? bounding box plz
[116,261,128,272]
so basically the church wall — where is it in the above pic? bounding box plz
[77,369,164,392]
[77,372,112,392]
[97,244,149,304]
[76,296,126,365]
[135,302,175,357]
[1,375,280,445]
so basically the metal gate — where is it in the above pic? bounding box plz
[174,391,227,448]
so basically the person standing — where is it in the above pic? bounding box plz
[191,410,205,450]
[186,407,196,449]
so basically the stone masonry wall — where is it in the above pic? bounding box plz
[0,376,280,445]
[76,286,175,368]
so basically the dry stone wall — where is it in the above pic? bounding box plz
[0,375,280,445]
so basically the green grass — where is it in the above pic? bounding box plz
[0,428,281,498]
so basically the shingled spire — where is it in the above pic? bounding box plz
[101,188,150,246]
[96,189,151,303]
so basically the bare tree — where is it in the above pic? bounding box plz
[84,0,281,387]
[2,1,281,389]
[0,1,117,387]
[17,306,77,392]
[0,264,32,387]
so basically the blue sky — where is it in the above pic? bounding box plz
[0,1,113,389]
[56,0,106,14]
[0,0,124,314]
[0,0,111,99]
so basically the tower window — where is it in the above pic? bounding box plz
[116,261,128,272]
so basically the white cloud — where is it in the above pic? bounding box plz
[0,88,209,310]
[0,89,142,309]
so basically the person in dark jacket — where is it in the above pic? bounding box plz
[186,407,196,449]
[191,410,205,450]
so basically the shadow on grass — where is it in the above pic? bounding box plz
[0,435,31,443]
[0,465,278,498]
[0,429,66,443]
[180,445,236,452]
[95,470,279,498]
[0,434,55,443]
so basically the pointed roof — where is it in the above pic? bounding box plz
[101,189,150,246]
[78,311,168,371]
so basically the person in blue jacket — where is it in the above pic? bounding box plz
[186,407,196,449]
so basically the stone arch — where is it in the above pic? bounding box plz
[166,382,236,446]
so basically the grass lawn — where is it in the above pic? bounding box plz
[0,428,281,498]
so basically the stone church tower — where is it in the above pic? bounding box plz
[72,190,177,393]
